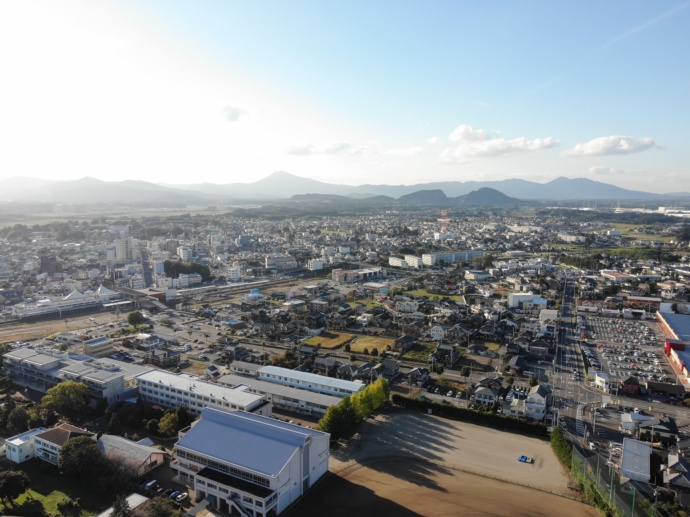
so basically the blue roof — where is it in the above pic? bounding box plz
[661,313,690,342]
[176,408,328,477]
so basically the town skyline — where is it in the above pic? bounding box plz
[1,1,689,193]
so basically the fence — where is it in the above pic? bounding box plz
[571,445,659,517]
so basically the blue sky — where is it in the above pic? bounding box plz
[1,1,689,193]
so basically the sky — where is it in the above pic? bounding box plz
[1,1,689,193]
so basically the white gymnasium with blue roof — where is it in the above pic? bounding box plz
[172,407,330,516]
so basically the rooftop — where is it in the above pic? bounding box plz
[258,365,365,393]
[176,408,329,478]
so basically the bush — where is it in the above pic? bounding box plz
[57,496,81,514]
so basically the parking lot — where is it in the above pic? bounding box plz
[583,316,674,388]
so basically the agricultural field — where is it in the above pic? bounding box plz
[304,331,355,349]
[349,336,395,355]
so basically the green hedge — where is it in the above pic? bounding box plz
[392,394,548,437]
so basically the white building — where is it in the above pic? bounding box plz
[307,258,326,271]
[173,408,330,516]
[404,255,423,269]
[258,365,365,397]
[115,235,137,264]
[137,370,271,416]
[227,263,242,282]
[4,428,46,463]
[33,423,94,466]
[388,256,408,268]
[177,246,193,261]
[217,373,341,417]
[507,292,547,309]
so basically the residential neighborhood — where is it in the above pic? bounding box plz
[1,204,690,516]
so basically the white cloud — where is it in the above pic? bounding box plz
[220,105,246,121]
[385,146,423,156]
[439,126,559,163]
[286,141,353,156]
[448,124,489,142]
[323,142,351,154]
[286,143,318,156]
[563,136,657,157]
[427,136,441,145]
[588,165,625,176]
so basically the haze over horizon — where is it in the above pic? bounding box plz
[1,1,689,193]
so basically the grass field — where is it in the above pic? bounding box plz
[403,289,465,303]
[0,459,104,516]
[349,336,395,355]
[304,331,355,349]
[401,343,435,362]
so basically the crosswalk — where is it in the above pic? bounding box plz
[576,403,586,436]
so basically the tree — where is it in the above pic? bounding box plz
[61,435,105,480]
[108,413,123,435]
[7,407,30,434]
[127,310,146,327]
[158,413,178,436]
[528,375,538,387]
[41,380,89,421]
[110,494,133,517]
[146,419,159,434]
[144,497,182,517]
[175,405,191,429]
[0,470,30,504]
[460,366,470,380]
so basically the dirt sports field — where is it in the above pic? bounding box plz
[287,409,597,517]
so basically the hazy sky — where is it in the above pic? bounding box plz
[1,1,689,192]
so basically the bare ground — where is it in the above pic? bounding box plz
[287,409,597,517]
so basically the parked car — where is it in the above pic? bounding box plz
[175,492,189,503]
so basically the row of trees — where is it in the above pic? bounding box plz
[163,260,212,281]
[318,378,389,440]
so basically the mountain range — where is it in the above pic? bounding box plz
[0,171,688,206]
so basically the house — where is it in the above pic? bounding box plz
[296,345,318,360]
[204,364,224,380]
[145,349,180,368]
[379,358,400,380]
[474,386,500,406]
[97,434,167,477]
[638,416,679,446]
[393,335,415,353]
[336,363,359,381]
[408,367,430,385]
[664,453,690,492]
[172,407,330,516]
[477,376,504,391]
[620,376,641,396]
[508,355,526,374]
[312,356,340,376]
[524,384,552,420]
[34,423,95,466]
[620,412,654,437]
